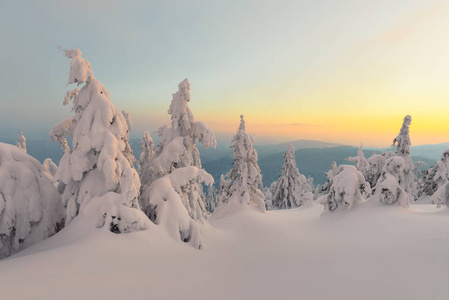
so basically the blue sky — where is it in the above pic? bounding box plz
[1,0,448,146]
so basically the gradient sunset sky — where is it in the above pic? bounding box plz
[1,0,448,147]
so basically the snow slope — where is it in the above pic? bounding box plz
[0,202,448,300]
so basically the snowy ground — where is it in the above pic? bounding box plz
[1,202,449,300]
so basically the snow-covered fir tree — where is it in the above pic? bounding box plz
[213,115,266,216]
[50,48,145,233]
[270,144,313,209]
[216,174,231,207]
[142,167,213,249]
[372,156,408,207]
[422,150,449,197]
[139,79,216,247]
[205,185,218,213]
[16,131,26,153]
[0,143,64,258]
[319,165,371,212]
[137,131,155,178]
[140,78,216,190]
[264,186,273,210]
[391,115,416,201]
[320,161,337,194]
[346,143,368,177]
[365,151,394,193]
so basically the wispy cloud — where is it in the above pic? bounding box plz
[368,2,445,46]
[281,123,325,127]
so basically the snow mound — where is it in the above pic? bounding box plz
[0,143,64,258]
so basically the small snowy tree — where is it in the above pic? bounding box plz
[42,158,58,183]
[321,161,337,194]
[216,174,231,207]
[0,143,64,259]
[16,131,26,153]
[213,115,266,216]
[366,151,393,192]
[319,165,371,212]
[137,131,155,178]
[372,156,408,207]
[141,166,213,249]
[271,144,313,209]
[346,143,368,177]
[50,48,145,233]
[205,185,217,213]
[391,115,416,201]
[422,150,449,196]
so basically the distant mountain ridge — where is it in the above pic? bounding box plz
[2,138,444,187]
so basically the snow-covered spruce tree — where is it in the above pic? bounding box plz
[365,151,394,193]
[16,131,26,153]
[205,185,217,213]
[216,174,231,207]
[318,165,371,212]
[346,143,368,177]
[139,79,216,247]
[372,156,408,207]
[50,48,146,233]
[137,131,155,178]
[142,167,213,249]
[140,78,216,190]
[0,143,64,259]
[213,115,266,216]
[391,115,416,201]
[264,185,273,210]
[271,144,313,209]
[320,161,337,194]
[422,150,449,196]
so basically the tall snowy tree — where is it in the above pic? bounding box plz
[346,143,368,177]
[372,156,408,207]
[50,48,145,233]
[139,79,216,248]
[0,143,64,258]
[16,131,26,153]
[213,115,266,216]
[270,144,313,209]
[137,131,155,178]
[318,165,371,212]
[391,115,416,201]
[140,78,216,189]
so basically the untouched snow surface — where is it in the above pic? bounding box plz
[1,203,449,300]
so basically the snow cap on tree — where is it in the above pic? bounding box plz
[16,131,26,153]
[239,114,245,131]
